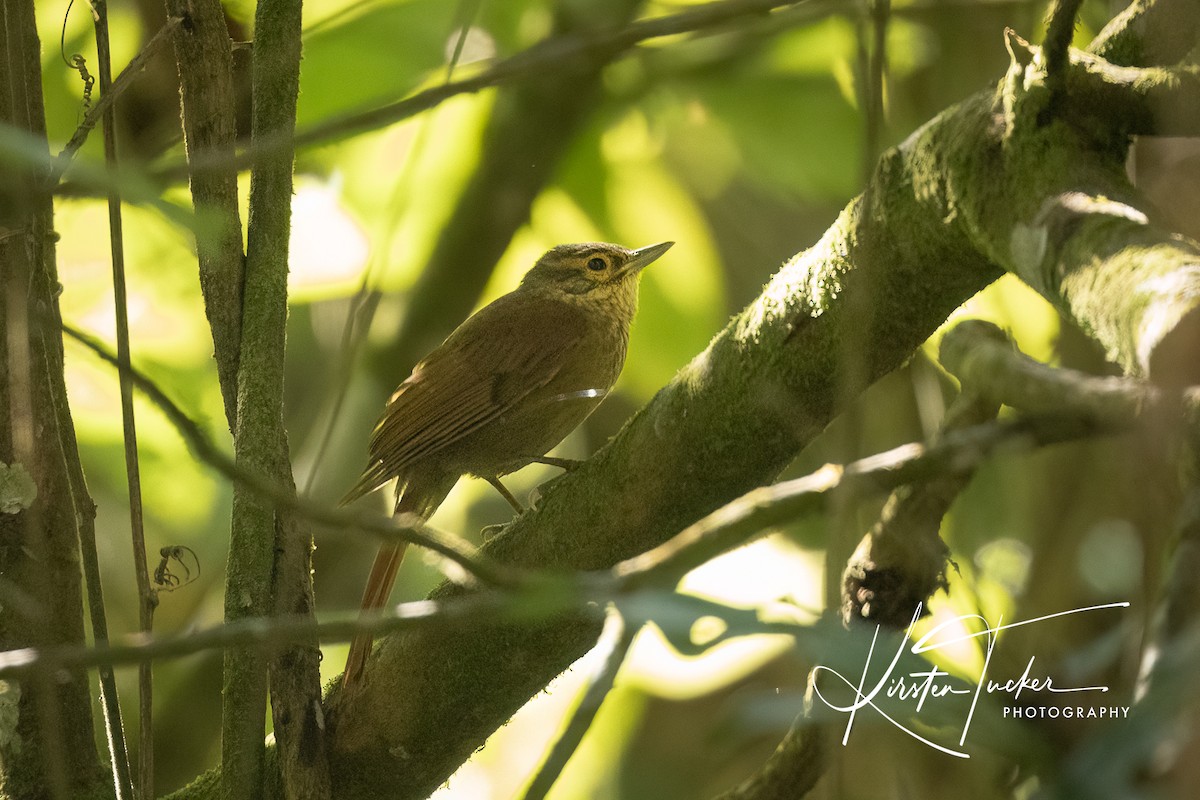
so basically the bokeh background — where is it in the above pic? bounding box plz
[35,0,1200,796]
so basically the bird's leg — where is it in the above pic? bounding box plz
[484,475,525,514]
[528,455,584,471]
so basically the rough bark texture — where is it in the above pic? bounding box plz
[989,38,1200,386]
[1091,0,1200,68]
[0,0,109,796]
[164,0,246,430]
[158,1,1200,798]
[221,0,331,797]
[318,31,1200,800]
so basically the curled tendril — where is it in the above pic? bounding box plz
[60,0,95,117]
[153,545,202,591]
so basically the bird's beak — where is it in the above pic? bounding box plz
[624,241,674,275]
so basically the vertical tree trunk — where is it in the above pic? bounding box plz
[0,0,108,796]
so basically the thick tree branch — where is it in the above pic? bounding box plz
[324,142,1001,800]
[1061,55,1200,138]
[938,319,1199,427]
[109,0,1199,795]
[1090,0,1200,67]
[314,8,1200,798]
[992,38,1200,384]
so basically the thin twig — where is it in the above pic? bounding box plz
[1043,0,1085,107]
[134,0,805,184]
[858,0,888,185]
[0,590,566,677]
[0,406,1154,682]
[302,0,794,148]
[612,413,1128,591]
[0,576,805,678]
[51,16,181,182]
[90,1,145,797]
[60,323,523,588]
[520,605,636,800]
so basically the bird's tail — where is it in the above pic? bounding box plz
[342,479,452,690]
[343,539,409,688]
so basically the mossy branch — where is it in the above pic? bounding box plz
[318,13,1200,800]
[1091,0,1200,68]
[222,0,330,797]
[164,0,246,429]
[149,0,1200,796]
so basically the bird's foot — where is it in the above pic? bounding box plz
[480,523,507,541]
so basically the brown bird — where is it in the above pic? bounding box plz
[340,241,673,686]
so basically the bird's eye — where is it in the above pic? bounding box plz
[586,257,607,271]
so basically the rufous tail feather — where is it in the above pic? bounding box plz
[342,488,432,689]
[341,472,456,690]
[342,540,409,687]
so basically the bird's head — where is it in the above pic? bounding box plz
[520,242,673,305]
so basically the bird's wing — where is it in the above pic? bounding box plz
[341,295,588,504]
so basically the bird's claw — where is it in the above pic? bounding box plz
[529,473,571,508]
[480,523,507,541]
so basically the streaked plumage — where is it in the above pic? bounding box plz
[341,241,672,687]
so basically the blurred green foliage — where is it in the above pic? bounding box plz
[22,0,1185,796]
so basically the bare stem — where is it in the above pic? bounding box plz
[51,16,181,182]
[90,1,145,796]
[138,0,809,184]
